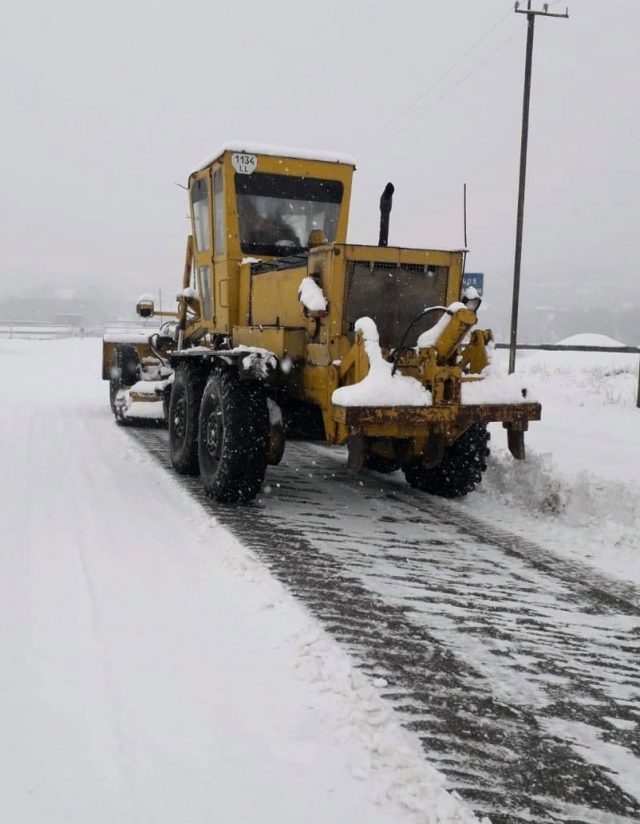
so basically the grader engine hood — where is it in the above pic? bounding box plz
[307,243,467,348]
[343,258,450,349]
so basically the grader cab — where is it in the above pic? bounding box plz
[103,145,540,502]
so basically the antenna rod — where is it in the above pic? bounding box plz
[463,183,468,248]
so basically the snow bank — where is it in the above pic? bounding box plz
[459,335,534,404]
[298,276,328,313]
[332,318,431,407]
[462,346,640,586]
[470,447,640,587]
[557,333,628,348]
[461,373,535,405]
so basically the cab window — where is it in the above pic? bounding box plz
[198,266,212,321]
[235,173,342,257]
[213,168,225,256]
[191,178,211,252]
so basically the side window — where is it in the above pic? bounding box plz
[191,178,211,252]
[213,168,225,256]
[198,266,212,321]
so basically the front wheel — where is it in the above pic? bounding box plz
[198,370,269,503]
[168,364,203,475]
[404,424,490,498]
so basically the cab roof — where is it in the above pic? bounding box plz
[194,142,357,173]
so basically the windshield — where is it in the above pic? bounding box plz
[235,172,343,257]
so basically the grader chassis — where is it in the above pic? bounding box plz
[103,145,540,503]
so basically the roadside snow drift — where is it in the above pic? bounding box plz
[464,344,640,586]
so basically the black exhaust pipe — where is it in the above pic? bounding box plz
[378,182,394,247]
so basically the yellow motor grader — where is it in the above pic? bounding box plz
[102,146,540,503]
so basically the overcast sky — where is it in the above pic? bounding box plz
[1,0,638,323]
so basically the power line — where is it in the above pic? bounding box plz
[362,22,524,157]
[355,6,514,154]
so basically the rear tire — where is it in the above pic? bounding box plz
[404,424,490,498]
[169,364,204,475]
[198,370,269,503]
[109,344,140,423]
[109,372,119,414]
[363,453,401,474]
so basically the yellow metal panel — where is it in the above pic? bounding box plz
[102,340,116,379]
[238,261,251,326]
[309,246,343,351]
[434,308,477,360]
[341,245,460,268]
[306,344,331,366]
[233,327,306,361]
[101,338,153,380]
[300,364,335,406]
[251,267,307,327]
[299,363,341,443]
[219,278,229,308]
[445,251,465,305]
[332,402,541,429]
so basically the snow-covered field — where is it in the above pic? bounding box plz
[0,338,476,823]
[1,335,638,822]
[465,335,640,587]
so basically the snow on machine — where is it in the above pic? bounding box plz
[102,145,541,502]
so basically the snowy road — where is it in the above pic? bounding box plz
[134,427,640,824]
[3,337,639,824]
[1,339,479,824]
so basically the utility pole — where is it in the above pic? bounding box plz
[509,1,569,374]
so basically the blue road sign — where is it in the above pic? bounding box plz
[462,272,484,296]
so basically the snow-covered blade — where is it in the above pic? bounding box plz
[333,317,431,407]
[332,314,534,408]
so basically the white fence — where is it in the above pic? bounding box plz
[495,343,640,408]
[0,320,160,340]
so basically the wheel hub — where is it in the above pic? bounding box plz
[173,397,186,438]
[205,407,223,461]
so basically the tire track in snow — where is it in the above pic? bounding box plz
[129,426,640,824]
[57,412,141,821]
